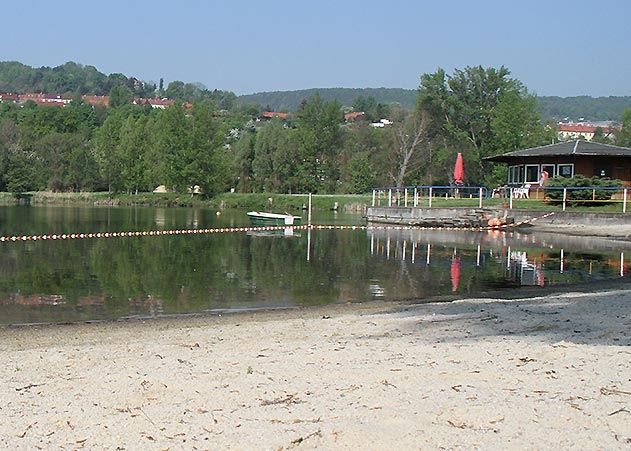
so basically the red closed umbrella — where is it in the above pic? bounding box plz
[453,153,464,185]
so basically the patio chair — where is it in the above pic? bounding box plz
[513,184,530,199]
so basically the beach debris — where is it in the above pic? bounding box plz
[516,357,536,367]
[260,393,302,406]
[608,407,629,416]
[17,423,35,438]
[288,429,322,448]
[600,387,631,396]
[381,379,397,389]
[15,383,44,392]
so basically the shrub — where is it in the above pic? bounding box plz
[544,175,623,203]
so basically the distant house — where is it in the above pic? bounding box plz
[0,93,19,102]
[82,95,109,107]
[344,111,365,122]
[133,98,175,109]
[484,140,631,186]
[260,111,288,120]
[18,93,71,107]
[370,118,393,128]
[557,122,618,141]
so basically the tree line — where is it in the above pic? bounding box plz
[3,60,631,121]
[1,64,631,195]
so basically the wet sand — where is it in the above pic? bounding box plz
[1,287,630,449]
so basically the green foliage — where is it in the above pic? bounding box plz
[544,175,623,203]
[343,153,375,194]
[616,108,631,147]
[238,87,417,111]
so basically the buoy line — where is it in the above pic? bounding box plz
[0,222,520,244]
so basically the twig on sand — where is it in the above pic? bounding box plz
[601,387,631,396]
[609,407,630,416]
[260,393,302,406]
[17,423,35,438]
[15,383,44,392]
[288,429,322,448]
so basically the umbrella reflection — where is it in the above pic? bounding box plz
[451,254,461,292]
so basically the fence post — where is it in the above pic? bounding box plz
[624,188,628,213]
[562,188,567,212]
[428,187,433,208]
[509,188,513,209]
[388,189,392,207]
[479,187,483,208]
[413,187,418,207]
[404,188,408,207]
[372,189,376,207]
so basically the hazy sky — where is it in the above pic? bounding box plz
[2,0,629,96]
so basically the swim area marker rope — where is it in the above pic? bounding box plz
[0,212,555,244]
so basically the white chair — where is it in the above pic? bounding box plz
[513,184,530,199]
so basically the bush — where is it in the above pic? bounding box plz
[544,175,623,203]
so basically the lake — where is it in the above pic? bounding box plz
[0,205,629,325]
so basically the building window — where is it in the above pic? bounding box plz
[508,165,525,185]
[558,164,574,178]
[541,164,555,178]
[594,165,612,178]
[525,165,540,183]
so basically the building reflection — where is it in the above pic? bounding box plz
[367,228,629,289]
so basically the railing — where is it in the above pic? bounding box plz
[371,185,631,212]
[371,186,489,208]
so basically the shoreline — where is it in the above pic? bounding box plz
[2,287,630,449]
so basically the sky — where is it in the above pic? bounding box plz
[2,0,630,97]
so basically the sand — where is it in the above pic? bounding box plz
[1,287,630,450]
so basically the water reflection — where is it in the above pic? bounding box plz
[0,206,630,325]
[367,228,631,294]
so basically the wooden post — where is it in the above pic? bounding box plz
[428,187,433,208]
[562,188,567,211]
[308,193,312,226]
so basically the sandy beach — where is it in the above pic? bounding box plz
[1,287,630,450]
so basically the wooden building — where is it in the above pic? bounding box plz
[485,140,631,187]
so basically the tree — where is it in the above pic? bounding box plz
[294,94,344,193]
[616,109,631,147]
[417,65,550,185]
[108,85,134,108]
[94,109,128,192]
[390,108,431,188]
[252,119,293,192]
[344,152,375,194]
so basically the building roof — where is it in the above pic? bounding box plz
[557,123,617,134]
[344,111,365,121]
[484,140,631,162]
[261,111,287,119]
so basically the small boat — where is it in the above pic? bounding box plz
[246,211,302,226]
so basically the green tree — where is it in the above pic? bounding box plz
[616,109,631,147]
[344,152,375,193]
[294,94,344,193]
[109,85,134,108]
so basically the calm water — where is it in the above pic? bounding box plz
[0,205,629,325]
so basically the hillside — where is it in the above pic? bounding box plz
[237,89,631,122]
[1,60,630,121]
[237,87,418,111]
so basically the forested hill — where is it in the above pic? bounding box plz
[237,87,418,111]
[238,88,631,121]
[1,60,630,120]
